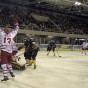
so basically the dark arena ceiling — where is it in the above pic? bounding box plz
[0,0,88,35]
[0,0,88,18]
[4,0,88,16]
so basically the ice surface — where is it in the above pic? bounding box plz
[0,51,88,88]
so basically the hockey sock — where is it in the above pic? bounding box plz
[1,64,8,77]
[7,64,13,73]
[33,60,37,69]
[7,64,15,77]
[33,60,36,65]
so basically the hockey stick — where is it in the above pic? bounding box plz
[18,46,24,51]
[14,53,24,61]
[16,53,24,57]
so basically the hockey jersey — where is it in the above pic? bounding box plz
[0,26,19,53]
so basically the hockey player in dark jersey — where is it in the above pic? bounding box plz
[24,34,39,69]
[47,40,56,56]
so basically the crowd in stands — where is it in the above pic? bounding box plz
[0,3,88,34]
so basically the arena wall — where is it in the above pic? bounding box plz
[16,43,82,51]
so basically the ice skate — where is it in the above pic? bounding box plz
[10,72,15,77]
[1,76,9,82]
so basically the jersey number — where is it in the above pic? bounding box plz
[4,37,11,44]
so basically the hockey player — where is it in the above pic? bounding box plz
[81,40,88,55]
[24,34,39,69]
[0,19,19,82]
[47,40,56,56]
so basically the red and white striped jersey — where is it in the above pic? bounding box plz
[0,26,19,53]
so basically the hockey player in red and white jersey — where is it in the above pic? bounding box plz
[0,19,19,82]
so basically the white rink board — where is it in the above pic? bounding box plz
[0,51,88,88]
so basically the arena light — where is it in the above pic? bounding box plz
[74,1,81,6]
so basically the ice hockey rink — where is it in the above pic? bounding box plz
[0,50,88,88]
